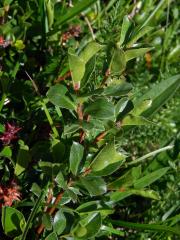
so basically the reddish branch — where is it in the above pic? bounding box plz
[36,192,64,236]
[54,71,71,83]
[94,131,107,143]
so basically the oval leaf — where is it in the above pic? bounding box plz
[68,49,85,88]
[47,84,76,110]
[90,143,125,172]
[53,209,66,235]
[110,48,126,75]
[79,41,103,63]
[80,176,107,196]
[73,213,102,238]
[45,232,58,240]
[69,141,84,176]
[2,207,26,238]
[125,48,151,61]
[84,98,115,120]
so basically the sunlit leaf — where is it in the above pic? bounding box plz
[119,15,131,46]
[111,220,180,236]
[73,213,102,238]
[134,167,170,189]
[122,115,152,126]
[69,142,84,176]
[110,48,126,75]
[90,143,126,175]
[126,26,153,47]
[125,48,151,61]
[79,41,103,63]
[53,209,66,235]
[2,207,26,238]
[136,74,180,117]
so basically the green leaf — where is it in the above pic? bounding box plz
[38,162,61,178]
[51,139,65,162]
[111,220,180,236]
[136,74,180,117]
[131,99,152,116]
[101,225,124,236]
[115,97,129,116]
[122,115,151,126]
[73,213,102,238]
[110,189,160,202]
[55,171,67,189]
[47,84,76,110]
[108,170,134,190]
[0,146,12,158]
[141,0,167,28]
[64,124,80,135]
[84,98,115,120]
[81,56,96,88]
[4,0,14,5]
[90,143,126,174]
[110,48,126,75]
[45,0,54,30]
[53,209,66,235]
[68,49,85,89]
[103,82,132,96]
[15,143,31,176]
[42,213,52,231]
[110,191,132,202]
[125,48,151,61]
[134,167,169,189]
[69,42,102,89]
[55,0,98,25]
[30,183,41,197]
[79,41,103,63]
[0,123,5,132]
[21,190,46,240]
[45,232,58,240]
[14,40,25,51]
[127,145,173,166]
[126,26,153,48]
[129,189,160,200]
[38,161,52,176]
[69,141,84,176]
[168,44,180,63]
[76,201,99,213]
[80,176,107,196]
[2,207,26,238]
[119,15,131,46]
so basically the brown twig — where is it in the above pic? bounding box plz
[77,103,84,121]
[54,71,71,83]
[94,131,107,143]
[36,191,64,236]
[82,14,96,40]
[25,71,41,96]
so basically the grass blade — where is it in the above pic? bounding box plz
[127,145,173,166]
[111,220,180,236]
[141,0,166,28]
[21,189,46,240]
[56,0,98,25]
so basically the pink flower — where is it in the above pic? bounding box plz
[0,180,21,208]
[0,123,21,145]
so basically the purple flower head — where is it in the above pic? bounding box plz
[0,123,21,145]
